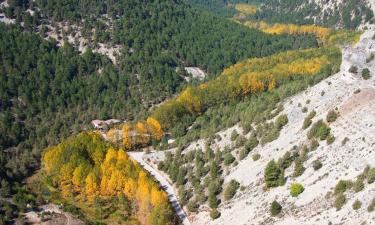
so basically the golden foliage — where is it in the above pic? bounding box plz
[43,132,171,224]
[235,3,257,15]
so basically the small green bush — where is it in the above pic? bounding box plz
[334,193,346,210]
[293,159,305,177]
[334,180,353,195]
[231,130,239,141]
[365,168,375,184]
[209,208,221,220]
[275,114,288,130]
[353,178,364,193]
[301,107,308,113]
[224,153,235,166]
[326,134,335,145]
[264,160,284,188]
[290,183,304,197]
[326,110,338,123]
[362,68,371,80]
[224,180,240,201]
[312,159,322,170]
[349,65,358,73]
[252,154,261,161]
[270,200,282,216]
[367,197,375,212]
[352,200,362,210]
[307,120,331,140]
[310,139,319,150]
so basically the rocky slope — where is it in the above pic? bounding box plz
[141,23,375,225]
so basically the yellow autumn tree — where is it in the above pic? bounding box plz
[122,123,132,150]
[146,117,163,141]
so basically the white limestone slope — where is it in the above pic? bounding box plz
[191,26,375,225]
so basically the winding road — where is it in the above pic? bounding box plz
[128,152,192,225]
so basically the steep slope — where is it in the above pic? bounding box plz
[152,25,374,224]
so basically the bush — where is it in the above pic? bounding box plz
[293,159,305,177]
[275,114,288,130]
[368,197,375,212]
[290,183,304,197]
[310,139,319,150]
[308,120,330,140]
[365,168,375,183]
[352,200,362,210]
[326,110,338,123]
[264,160,284,188]
[224,180,240,201]
[334,193,346,210]
[312,159,322,170]
[270,200,282,216]
[224,153,235,166]
[245,136,259,151]
[209,208,221,220]
[334,180,353,195]
[252,154,261,161]
[349,65,358,73]
[187,199,199,213]
[326,134,335,145]
[301,107,308,113]
[231,130,239,141]
[362,68,371,80]
[353,178,364,193]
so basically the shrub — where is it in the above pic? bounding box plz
[310,139,319,150]
[326,110,338,123]
[293,159,305,177]
[312,159,322,170]
[334,193,346,210]
[308,120,331,140]
[224,180,240,201]
[349,65,358,73]
[187,199,199,213]
[224,153,235,166]
[366,168,375,184]
[341,137,349,146]
[210,208,221,220]
[353,178,364,193]
[334,180,353,195]
[362,68,371,80]
[235,135,247,147]
[368,197,375,212]
[275,114,288,130]
[264,160,284,188]
[290,183,304,197]
[231,130,239,141]
[326,134,335,145]
[245,136,259,151]
[270,200,282,216]
[252,154,261,161]
[301,107,308,113]
[352,200,362,210]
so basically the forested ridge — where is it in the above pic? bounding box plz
[0,0,318,188]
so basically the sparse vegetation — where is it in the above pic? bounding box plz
[362,68,371,80]
[334,193,346,210]
[224,180,240,201]
[313,159,323,170]
[308,120,331,140]
[302,110,316,129]
[209,208,221,220]
[326,110,338,123]
[252,154,261,161]
[349,65,358,73]
[352,200,362,210]
[270,200,282,216]
[264,160,284,188]
[290,183,304,197]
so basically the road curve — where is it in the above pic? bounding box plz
[128,152,192,225]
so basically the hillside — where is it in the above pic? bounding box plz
[0,0,317,204]
[1,0,374,224]
[145,23,375,225]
